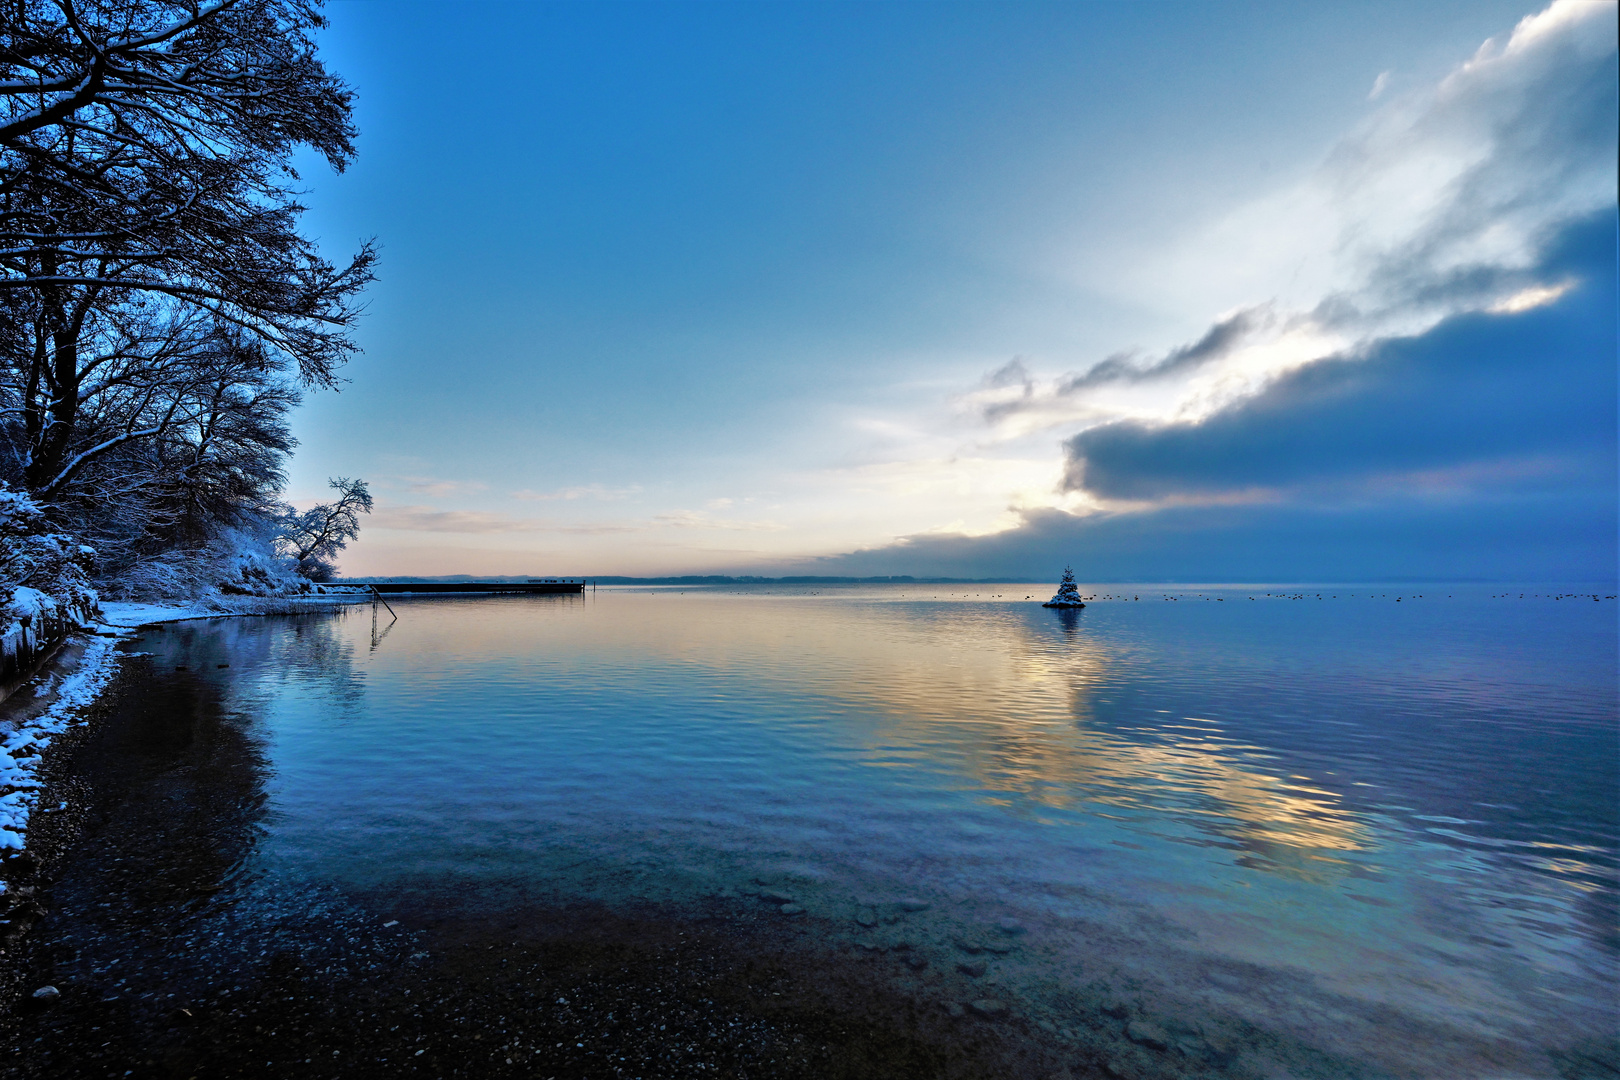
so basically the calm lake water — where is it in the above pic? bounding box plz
[134,584,1617,1077]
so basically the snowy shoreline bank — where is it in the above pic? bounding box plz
[96,595,367,629]
[0,635,121,863]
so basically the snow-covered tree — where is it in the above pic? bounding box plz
[1043,566,1085,608]
[278,476,370,581]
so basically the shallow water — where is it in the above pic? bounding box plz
[137,585,1617,1076]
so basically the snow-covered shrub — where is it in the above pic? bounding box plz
[214,525,312,598]
[106,520,310,604]
[0,485,99,684]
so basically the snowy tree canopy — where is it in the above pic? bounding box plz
[0,0,373,387]
[0,1,375,588]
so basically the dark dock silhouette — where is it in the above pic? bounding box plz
[356,579,586,596]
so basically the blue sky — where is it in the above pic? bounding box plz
[289,0,1617,580]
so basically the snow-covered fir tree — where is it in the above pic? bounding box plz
[1042,566,1086,608]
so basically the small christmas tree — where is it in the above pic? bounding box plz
[1042,566,1085,608]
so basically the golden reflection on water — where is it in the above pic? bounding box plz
[853,603,1373,881]
[376,591,1374,884]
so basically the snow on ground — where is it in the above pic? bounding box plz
[98,594,368,629]
[0,635,121,856]
[97,602,220,628]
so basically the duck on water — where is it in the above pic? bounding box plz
[1042,567,1085,608]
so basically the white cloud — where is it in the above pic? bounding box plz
[370,505,639,535]
[1487,279,1577,314]
[396,476,488,498]
[652,510,786,532]
[510,483,642,502]
[371,505,541,534]
[1140,1,1610,326]
[370,502,792,539]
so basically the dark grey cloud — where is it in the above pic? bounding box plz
[807,492,1617,583]
[1065,213,1615,502]
[986,358,1033,390]
[982,309,1261,424]
[1059,308,1260,394]
[978,358,1035,418]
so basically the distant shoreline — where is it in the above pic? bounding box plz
[341,574,1028,586]
[337,575,1619,588]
